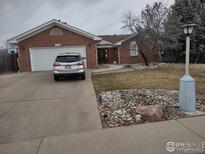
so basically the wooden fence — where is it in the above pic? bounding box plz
[0,52,19,74]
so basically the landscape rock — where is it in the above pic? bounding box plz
[135,105,163,122]
[97,89,205,128]
[134,114,142,121]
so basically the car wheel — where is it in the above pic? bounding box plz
[54,75,60,81]
[81,75,85,80]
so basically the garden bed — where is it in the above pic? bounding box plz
[97,89,205,128]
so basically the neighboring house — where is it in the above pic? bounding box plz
[7,19,158,72]
[7,48,18,54]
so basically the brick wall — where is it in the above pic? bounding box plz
[119,37,159,64]
[107,48,118,64]
[18,26,97,72]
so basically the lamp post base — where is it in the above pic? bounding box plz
[179,74,196,112]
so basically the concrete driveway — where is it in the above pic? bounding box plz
[0,72,205,154]
[0,71,101,144]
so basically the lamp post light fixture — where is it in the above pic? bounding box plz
[179,24,197,112]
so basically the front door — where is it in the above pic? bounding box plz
[97,49,108,64]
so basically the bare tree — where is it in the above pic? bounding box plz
[122,2,168,65]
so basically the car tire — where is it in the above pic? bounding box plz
[81,74,85,80]
[54,75,60,81]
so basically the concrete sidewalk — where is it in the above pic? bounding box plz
[91,64,124,73]
[0,116,204,154]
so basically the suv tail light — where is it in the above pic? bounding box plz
[53,63,61,67]
[76,61,84,65]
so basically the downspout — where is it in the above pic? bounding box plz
[13,43,20,73]
[96,45,98,68]
[117,46,120,64]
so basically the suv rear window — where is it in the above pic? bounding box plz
[55,55,81,63]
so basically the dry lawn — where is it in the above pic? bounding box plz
[92,64,205,95]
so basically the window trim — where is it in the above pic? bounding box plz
[130,41,138,56]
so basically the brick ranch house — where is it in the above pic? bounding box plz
[7,19,158,72]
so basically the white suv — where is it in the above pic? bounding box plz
[53,53,85,81]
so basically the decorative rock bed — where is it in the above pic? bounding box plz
[96,89,205,128]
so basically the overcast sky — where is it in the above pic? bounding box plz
[0,0,174,46]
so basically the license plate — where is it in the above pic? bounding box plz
[65,65,71,69]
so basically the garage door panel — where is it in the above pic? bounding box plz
[30,46,86,71]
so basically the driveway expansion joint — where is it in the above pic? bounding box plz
[36,137,44,154]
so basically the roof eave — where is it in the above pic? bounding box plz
[7,19,102,44]
[7,19,57,44]
[7,40,18,44]
[114,34,137,45]
[114,42,122,46]
[94,36,102,41]
[97,45,113,48]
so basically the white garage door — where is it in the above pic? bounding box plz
[29,46,86,71]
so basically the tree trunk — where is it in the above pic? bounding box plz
[139,48,149,66]
[137,38,149,66]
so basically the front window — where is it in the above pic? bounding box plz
[130,41,138,56]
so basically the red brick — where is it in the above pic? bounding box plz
[119,37,159,64]
[18,26,97,72]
